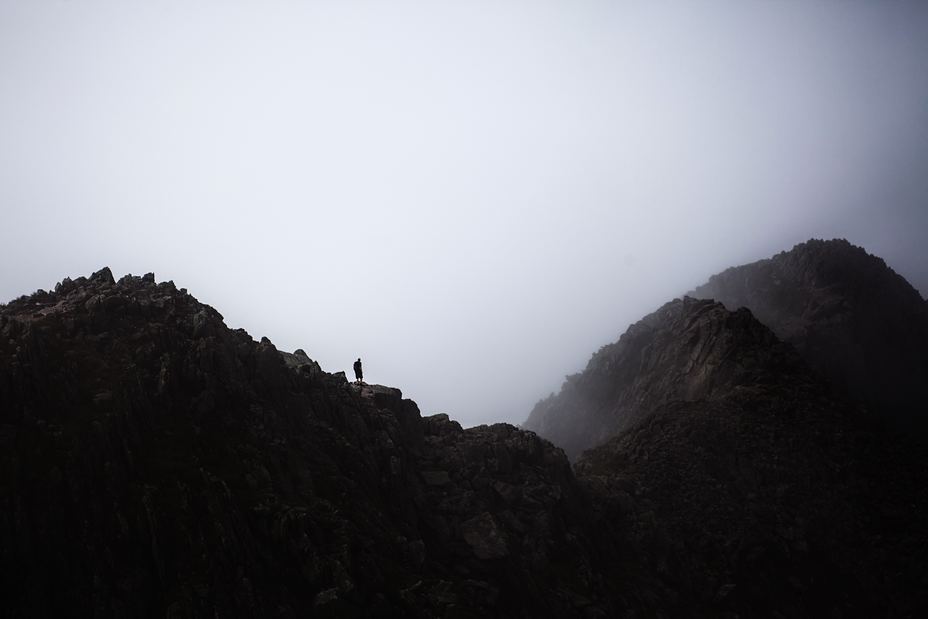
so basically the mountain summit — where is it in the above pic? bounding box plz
[523,297,808,460]
[526,239,928,461]
[0,268,615,617]
[690,238,928,430]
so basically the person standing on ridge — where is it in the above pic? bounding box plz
[353,358,363,385]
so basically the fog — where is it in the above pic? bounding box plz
[2,1,927,426]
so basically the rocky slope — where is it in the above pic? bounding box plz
[689,238,928,431]
[577,371,928,618]
[0,268,616,617]
[523,297,805,460]
[3,264,926,617]
[518,257,928,615]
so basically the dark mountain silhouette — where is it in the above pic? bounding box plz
[0,269,616,617]
[2,258,926,617]
[522,290,927,617]
[689,238,928,431]
[525,239,928,459]
[577,343,928,618]
[516,241,928,615]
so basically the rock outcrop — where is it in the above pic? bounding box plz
[523,297,805,460]
[0,269,614,617]
[2,261,926,617]
[518,257,928,615]
[690,238,928,431]
[577,370,928,618]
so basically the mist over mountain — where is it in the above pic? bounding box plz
[4,1,928,428]
[525,239,928,458]
[689,238,928,431]
[3,240,926,616]
[2,0,927,614]
[523,297,805,460]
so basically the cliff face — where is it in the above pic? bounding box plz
[0,269,614,618]
[690,238,928,430]
[523,297,806,460]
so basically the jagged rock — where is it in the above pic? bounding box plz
[89,266,115,285]
[461,512,508,559]
[2,256,925,618]
[689,238,928,431]
[576,380,928,617]
[518,243,928,617]
[0,268,617,618]
[523,296,807,459]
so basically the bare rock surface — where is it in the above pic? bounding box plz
[690,238,928,431]
[2,257,926,618]
[523,296,804,459]
[0,269,613,618]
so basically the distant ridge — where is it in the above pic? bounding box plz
[524,239,928,460]
[690,238,928,430]
[522,297,808,460]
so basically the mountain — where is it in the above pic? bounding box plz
[523,289,927,617]
[3,262,926,617]
[690,238,928,431]
[0,268,617,617]
[576,349,928,618]
[517,246,928,615]
[523,297,805,460]
[525,239,928,460]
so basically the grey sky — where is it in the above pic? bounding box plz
[2,1,927,426]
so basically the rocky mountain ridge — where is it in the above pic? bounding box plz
[0,268,616,617]
[526,239,928,461]
[2,257,926,617]
[577,360,927,617]
[523,296,808,460]
[516,240,928,615]
[689,238,928,430]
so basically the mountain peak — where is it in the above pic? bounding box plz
[523,295,810,460]
[691,238,928,429]
[0,266,619,617]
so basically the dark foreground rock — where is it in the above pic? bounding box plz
[578,384,928,618]
[2,265,926,617]
[0,269,613,617]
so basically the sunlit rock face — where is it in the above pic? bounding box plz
[0,268,616,617]
[690,238,928,431]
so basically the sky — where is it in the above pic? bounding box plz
[2,1,927,427]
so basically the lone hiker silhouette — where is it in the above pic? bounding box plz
[353,358,363,384]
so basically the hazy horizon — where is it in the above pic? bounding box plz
[3,1,928,426]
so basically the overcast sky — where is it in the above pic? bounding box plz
[2,1,927,426]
